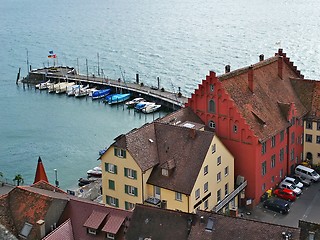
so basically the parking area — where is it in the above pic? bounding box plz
[240,182,320,227]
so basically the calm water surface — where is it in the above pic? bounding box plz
[1,0,320,189]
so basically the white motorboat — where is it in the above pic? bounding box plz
[56,82,75,94]
[87,88,97,97]
[48,82,64,93]
[87,166,102,177]
[125,97,146,108]
[134,102,155,111]
[142,104,161,113]
[36,80,50,89]
[66,85,83,96]
[74,85,90,97]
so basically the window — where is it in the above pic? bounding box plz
[204,165,208,175]
[217,172,221,182]
[162,168,169,176]
[105,163,117,174]
[210,84,214,92]
[217,189,221,202]
[224,166,229,176]
[280,130,284,142]
[318,153,320,158]
[107,233,115,239]
[291,132,295,144]
[217,156,221,166]
[317,136,320,144]
[280,169,283,178]
[124,168,137,179]
[271,136,276,148]
[175,192,182,201]
[271,176,275,183]
[262,183,266,192]
[204,200,208,210]
[195,188,200,200]
[211,144,216,153]
[233,125,238,133]
[88,228,96,235]
[280,148,284,162]
[271,155,276,168]
[261,142,266,155]
[106,196,119,207]
[225,183,229,196]
[262,161,267,176]
[209,120,216,129]
[114,148,126,158]
[208,99,216,113]
[291,148,295,161]
[204,182,208,193]
[306,121,313,129]
[125,201,135,210]
[108,180,115,190]
[125,185,138,196]
[317,122,320,130]
[306,134,312,143]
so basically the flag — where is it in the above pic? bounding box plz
[49,50,54,54]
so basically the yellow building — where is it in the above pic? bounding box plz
[101,108,236,213]
[304,119,320,165]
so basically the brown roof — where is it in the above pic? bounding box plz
[83,211,108,229]
[101,215,126,234]
[125,204,194,240]
[31,180,66,194]
[188,210,300,240]
[157,107,204,126]
[34,156,49,184]
[290,78,320,120]
[215,50,308,141]
[42,219,74,240]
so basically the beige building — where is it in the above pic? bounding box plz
[100,108,236,213]
[304,119,320,165]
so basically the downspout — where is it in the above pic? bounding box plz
[286,126,291,175]
[187,195,190,213]
[142,172,144,204]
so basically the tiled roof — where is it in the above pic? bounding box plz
[31,180,66,194]
[101,215,126,234]
[42,219,74,240]
[188,210,300,240]
[125,204,193,240]
[83,210,108,229]
[147,123,214,194]
[215,51,308,141]
[34,156,49,184]
[157,107,204,126]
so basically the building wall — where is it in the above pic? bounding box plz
[190,136,234,213]
[101,147,143,210]
[304,120,320,165]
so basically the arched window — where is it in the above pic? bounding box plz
[208,99,216,113]
[209,120,216,129]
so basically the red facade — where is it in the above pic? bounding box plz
[187,50,306,206]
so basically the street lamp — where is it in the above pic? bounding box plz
[54,169,59,188]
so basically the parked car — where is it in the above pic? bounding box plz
[273,188,296,202]
[263,198,290,214]
[282,177,304,189]
[295,165,320,182]
[292,175,312,187]
[279,182,302,195]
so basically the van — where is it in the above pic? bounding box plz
[295,165,320,182]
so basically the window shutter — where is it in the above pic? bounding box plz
[106,196,110,205]
[115,198,119,207]
[123,150,126,158]
[105,163,108,172]
[114,165,117,174]
[125,185,128,194]
[124,168,128,177]
[133,170,137,179]
[114,148,117,156]
[125,201,128,210]
[134,187,138,196]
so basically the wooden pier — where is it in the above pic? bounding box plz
[23,66,187,110]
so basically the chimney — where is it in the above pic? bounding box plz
[37,220,45,239]
[225,65,230,73]
[278,56,283,79]
[259,54,264,61]
[278,48,283,55]
[248,65,254,92]
[189,128,196,139]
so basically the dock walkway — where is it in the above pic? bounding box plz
[25,67,188,110]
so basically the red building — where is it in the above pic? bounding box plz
[187,49,307,206]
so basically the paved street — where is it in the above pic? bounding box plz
[240,182,320,227]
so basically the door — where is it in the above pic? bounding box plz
[154,186,161,199]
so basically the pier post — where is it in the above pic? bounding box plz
[86,59,89,81]
[136,73,139,84]
[157,77,160,89]
[16,67,21,85]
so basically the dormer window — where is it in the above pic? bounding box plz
[162,168,169,176]
[88,228,96,235]
[114,148,126,158]
[107,233,115,239]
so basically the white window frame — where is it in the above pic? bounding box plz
[127,185,136,196]
[217,172,221,182]
[110,197,117,206]
[195,188,200,200]
[204,165,208,175]
[88,228,96,235]
[224,166,229,176]
[175,192,182,201]
[209,121,216,129]
[204,182,208,193]
[162,168,169,176]
[107,233,115,239]
[217,156,221,166]
[127,168,135,178]
[108,164,115,173]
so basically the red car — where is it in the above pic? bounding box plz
[273,188,296,202]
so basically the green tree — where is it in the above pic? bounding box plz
[13,174,24,186]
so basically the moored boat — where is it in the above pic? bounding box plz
[142,104,161,113]
[66,84,82,96]
[125,97,145,108]
[91,88,111,99]
[134,101,155,111]
[87,166,102,177]
[74,85,89,97]
[106,93,131,104]
[56,82,75,94]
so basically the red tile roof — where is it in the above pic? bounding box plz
[102,215,126,234]
[34,156,48,184]
[83,210,108,230]
[31,180,66,194]
[42,219,74,240]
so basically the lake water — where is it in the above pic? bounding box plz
[1,0,320,190]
